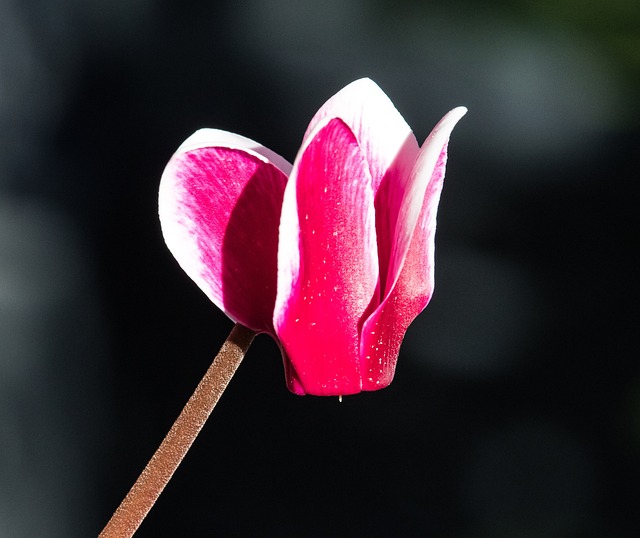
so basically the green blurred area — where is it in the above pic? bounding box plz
[524,0,640,77]
[385,0,640,92]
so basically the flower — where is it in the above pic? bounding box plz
[159,78,465,396]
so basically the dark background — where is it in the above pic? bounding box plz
[1,0,638,536]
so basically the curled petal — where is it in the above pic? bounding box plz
[360,107,467,390]
[387,107,468,296]
[275,118,379,395]
[159,129,290,333]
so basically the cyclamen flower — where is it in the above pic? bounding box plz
[159,78,465,396]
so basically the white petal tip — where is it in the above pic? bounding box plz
[423,106,468,147]
[172,128,293,175]
[443,106,468,126]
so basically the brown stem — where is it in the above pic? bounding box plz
[99,323,256,537]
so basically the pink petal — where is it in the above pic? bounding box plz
[360,107,467,390]
[304,78,418,193]
[305,78,420,295]
[159,129,290,333]
[387,107,468,297]
[274,118,379,396]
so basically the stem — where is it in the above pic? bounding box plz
[99,323,256,537]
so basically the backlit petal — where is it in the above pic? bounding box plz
[386,107,468,297]
[360,107,467,390]
[304,78,418,192]
[275,118,378,395]
[305,78,420,294]
[159,129,290,332]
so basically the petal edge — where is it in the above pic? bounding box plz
[159,131,289,332]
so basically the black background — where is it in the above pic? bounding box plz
[1,1,638,536]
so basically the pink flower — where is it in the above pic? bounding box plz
[159,78,465,396]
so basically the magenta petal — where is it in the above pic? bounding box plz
[386,107,468,297]
[274,118,379,395]
[159,129,289,333]
[303,78,418,193]
[360,107,467,390]
[304,78,420,296]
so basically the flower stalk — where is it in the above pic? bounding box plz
[99,323,255,537]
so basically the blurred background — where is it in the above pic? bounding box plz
[1,0,638,536]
